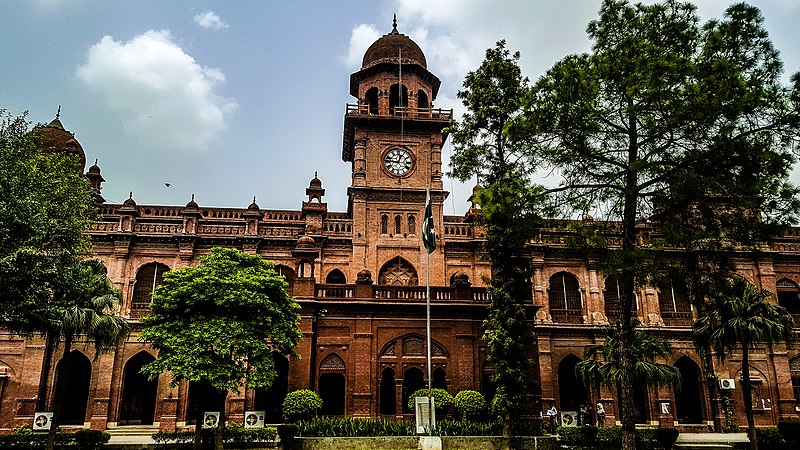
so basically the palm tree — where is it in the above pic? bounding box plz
[576,320,682,423]
[694,278,794,450]
[45,260,130,450]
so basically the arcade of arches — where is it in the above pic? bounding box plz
[1,18,800,434]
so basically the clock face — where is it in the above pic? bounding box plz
[384,148,413,176]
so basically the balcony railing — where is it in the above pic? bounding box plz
[550,309,584,324]
[345,104,453,120]
[661,311,693,327]
[314,283,486,303]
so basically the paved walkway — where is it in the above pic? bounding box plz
[675,433,749,444]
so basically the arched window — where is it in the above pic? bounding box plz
[658,281,691,326]
[378,257,418,286]
[408,216,416,235]
[603,276,638,322]
[777,278,800,317]
[381,214,389,235]
[417,90,429,110]
[365,87,379,115]
[325,269,346,284]
[790,357,800,404]
[395,215,402,235]
[549,272,582,323]
[389,83,408,115]
[132,262,170,318]
[275,265,295,294]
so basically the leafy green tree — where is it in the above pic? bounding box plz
[513,2,799,448]
[694,278,795,450]
[448,41,542,444]
[0,110,95,333]
[140,247,302,450]
[45,260,130,450]
[576,322,682,402]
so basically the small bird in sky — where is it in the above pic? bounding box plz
[164,182,172,187]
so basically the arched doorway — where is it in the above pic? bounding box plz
[674,357,704,424]
[325,269,346,284]
[365,87,379,115]
[389,83,408,115]
[402,368,425,414]
[118,351,158,425]
[54,351,92,425]
[378,257,418,286]
[318,354,345,416]
[254,353,289,423]
[379,367,396,416]
[432,368,447,390]
[632,381,650,424]
[558,354,587,412]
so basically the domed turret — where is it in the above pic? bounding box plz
[361,15,427,69]
[33,109,87,172]
[185,194,199,209]
[122,192,137,207]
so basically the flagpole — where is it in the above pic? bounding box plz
[425,189,433,436]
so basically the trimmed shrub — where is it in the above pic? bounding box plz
[654,428,679,450]
[756,427,786,449]
[596,425,621,447]
[436,419,501,436]
[407,388,453,412]
[453,390,487,420]
[152,430,195,444]
[636,427,657,450]
[223,424,278,445]
[557,425,597,447]
[778,420,800,448]
[282,389,323,421]
[72,429,111,449]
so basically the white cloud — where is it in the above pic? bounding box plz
[193,10,229,30]
[344,24,382,68]
[76,30,237,152]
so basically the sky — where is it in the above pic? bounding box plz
[3,0,800,216]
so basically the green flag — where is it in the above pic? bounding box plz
[422,190,435,254]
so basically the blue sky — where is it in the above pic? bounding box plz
[3,0,799,215]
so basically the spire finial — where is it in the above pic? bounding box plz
[94,159,98,165]
[128,191,133,199]
[390,14,399,34]
[314,171,318,178]
[56,105,61,119]
[253,196,257,203]
[191,193,195,201]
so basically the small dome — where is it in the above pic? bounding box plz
[33,115,87,170]
[185,194,198,209]
[310,174,322,188]
[123,192,136,207]
[247,196,259,211]
[88,159,101,174]
[362,17,426,69]
[296,235,316,249]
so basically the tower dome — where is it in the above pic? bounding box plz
[362,16,427,69]
[33,112,87,172]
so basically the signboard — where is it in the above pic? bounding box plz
[414,397,436,434]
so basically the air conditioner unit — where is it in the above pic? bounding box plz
[203,412,220,429]
[32,412,53,431]
[719,378,736,390]
[244,411,265,428]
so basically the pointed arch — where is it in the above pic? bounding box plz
[417,89,429,110]
[275,265,295,293]
[674,356,704,424]
[54,350,92,425]
[777,278,800,316]
[118,351,157,425]
[407,215,416,235]
[379,367,396,415]
[132,262,170,316]
[365,86,379,115]
[381,214,389,234]
[432,367,447,390]
[318,353,345,416]
[320,353,346,370]
[325,269,346,284]
[389,83,408,115]
[402,367,424,414]
[557,354,587,412]
[790,356,800,403]
[378,257,418,286]
[395,215,402,235]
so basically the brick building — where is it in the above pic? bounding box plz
[1,21,800,433]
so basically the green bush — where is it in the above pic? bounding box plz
[407,388,453,412]
[636,427,657,450]
[223,424,278,445]
[594,425,621,448]
[778,420,800,448]
[654,428,679,450]
[296,417,414,437]
[72,429,111,449]
[0,427,110,449]
[282,389,323,421]
[756,427,786,449]
[557,425,597,446]
[152,430,196,444]
[436,419,501,436]
[453,390,487,420]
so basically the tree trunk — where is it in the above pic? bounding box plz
[215,389,227,450]
[46,335,73,450]
[741,345,758,450]
[193,412,202,450]
[700,347,722,432]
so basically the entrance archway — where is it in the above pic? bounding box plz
[187,380,225,425]
[402,368,425,414]
[674,357,704,424]
[558,355,587,412]
[379,367,396,415]
[54,351,92,425]
[118,351,157,425]
[254,353,289,423]
[319,373,345,416]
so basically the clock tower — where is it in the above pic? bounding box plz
[342,17,452,284]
